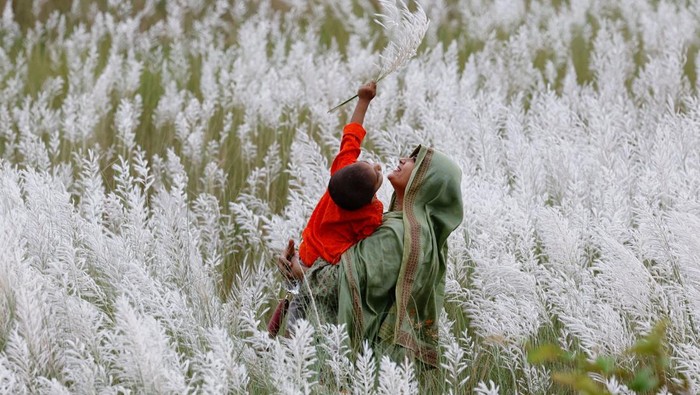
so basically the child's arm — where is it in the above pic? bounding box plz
[330,82,377,174]
[349,81,376,126]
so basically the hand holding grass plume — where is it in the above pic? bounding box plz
[328,0,429,113]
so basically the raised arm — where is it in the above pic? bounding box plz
[349,81,376,126]
[330,82,377,173]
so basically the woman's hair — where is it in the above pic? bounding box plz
[328,163,375,211]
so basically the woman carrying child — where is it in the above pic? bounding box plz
[277,87,464,367]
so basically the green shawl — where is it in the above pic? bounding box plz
[337,145,463,367]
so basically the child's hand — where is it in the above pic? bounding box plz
[349,81,376,125]
[357,81,376,101]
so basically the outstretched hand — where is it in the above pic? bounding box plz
[350,81,376,125]
[277,239,306,281]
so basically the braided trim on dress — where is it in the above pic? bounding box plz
[394,149,433,337]
[342,253,365,336]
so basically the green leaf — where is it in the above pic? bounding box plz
[628,367,659,392]
[630,321,667,357]
[631,338,661,357]
[553,372,607,395]
[594,356,616,375]
[528,343,567,364]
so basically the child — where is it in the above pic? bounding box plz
[298,81,384,267]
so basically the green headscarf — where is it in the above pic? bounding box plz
[337,145,463,367]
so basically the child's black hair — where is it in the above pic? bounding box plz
[328,163,375,211]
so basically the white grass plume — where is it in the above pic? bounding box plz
[474,380,500,395]
[440,331,472,388]
[319,323,353,390]
[328,0,429,112]
[115,95,142,155]
[194,327,249,394]
[107,296,189,393]
[377,356,417,395]
[0,355,20,393]
[353,341,377,395]
[270,319,318,394]
[374,0,430,82]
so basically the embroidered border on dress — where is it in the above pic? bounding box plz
[342,253,365,336]
[395,329,438,367]
[394,148,433,338]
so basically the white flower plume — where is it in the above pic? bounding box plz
[328,0,429,112]
[375,0,430,81]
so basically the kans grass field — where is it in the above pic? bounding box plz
[1,0,700,393]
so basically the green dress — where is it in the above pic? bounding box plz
[294,145,463,368]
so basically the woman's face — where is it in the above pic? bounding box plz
[387,156,416,192]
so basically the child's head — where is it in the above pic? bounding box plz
[328,162,382,211]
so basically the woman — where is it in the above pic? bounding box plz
[277,144,463,368]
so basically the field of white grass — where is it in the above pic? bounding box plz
[1,0,700,393]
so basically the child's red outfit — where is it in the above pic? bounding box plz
[298,122,384,266]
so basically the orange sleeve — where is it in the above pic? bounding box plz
[330,123,366,175]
